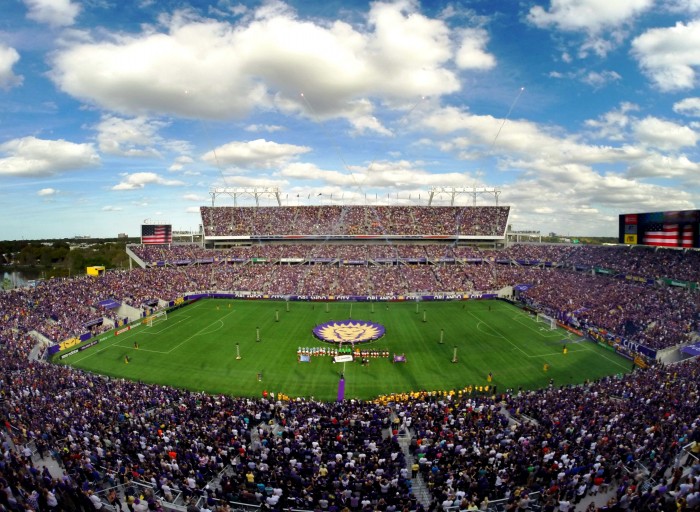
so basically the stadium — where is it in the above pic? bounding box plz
[2,193,699,512]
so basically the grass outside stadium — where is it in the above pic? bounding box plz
[56,298,632,401]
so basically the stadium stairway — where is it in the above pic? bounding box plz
[397,435,432,509]
[388,412,432,509]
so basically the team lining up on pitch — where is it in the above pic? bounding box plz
[58,296,633,404]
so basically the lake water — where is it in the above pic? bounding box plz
[2,270,43,289]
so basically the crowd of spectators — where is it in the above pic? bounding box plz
[2,241,698,353]
[500,244,700,284]
[1,319,698,511]
[200,206,510,238]
[132,243,700,287]
[389,359,700,512]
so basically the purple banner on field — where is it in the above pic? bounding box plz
[337,378,345,402]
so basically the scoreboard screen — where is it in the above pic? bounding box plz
[141,224,172,245]
[619,210,699,248]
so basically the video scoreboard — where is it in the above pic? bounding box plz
[619,210,699,248]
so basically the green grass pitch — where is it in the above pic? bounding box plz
[59,299,632,401]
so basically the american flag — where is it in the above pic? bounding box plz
[141,224,172,245]
[642,223,692,248]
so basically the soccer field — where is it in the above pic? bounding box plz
[59,299,632,401]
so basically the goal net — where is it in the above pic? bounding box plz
[536,313,557,330]
[145,310,167,327]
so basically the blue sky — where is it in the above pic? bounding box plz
[1,0,699,239]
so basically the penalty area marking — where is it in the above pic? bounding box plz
[192,319,225,337]
[166,309,237,354]
[475,320,506,340]
[141,315,192,336]
[469,312,531,358]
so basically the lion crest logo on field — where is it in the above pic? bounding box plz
[313,320,385,344]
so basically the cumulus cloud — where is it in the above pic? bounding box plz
[633,116,698,150]
[213,175,288,188]
[455,28,496,70]
[502,170,694,232]
[632,20,700,92]
[627,154,700,179]
[584,102,638,140]
[0,136,99,177]
[48,2,486,130]
[673,97,700,117]
[202,139,311,169]
[422,103,698,195]
[281,160,469,189]
[528,0,653,31]
[0,45,23,90]
[527,0,654,56]
[112,172,185,190]
[95,115,167,157]
[37,188,57,196]
[24,0,80,27]
[169,155,195,172]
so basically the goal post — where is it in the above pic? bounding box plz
[536,312,557,330]
[144,310,167,327]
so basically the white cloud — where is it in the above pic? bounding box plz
[112,172,185,190]
[185,206,201,213]
[48,1,470,130]
[665,0,700,13]
[412,103,700,234]
[633,116,698,150]
[584,102,638,140]
[548,68,622,89]
[214,175,289,187]
[455,28,496,70]
[183,193,205,201]
[202,139,311,169]
[527,0,653,32]
[527,0,654,56]
[24,0,80,27]
[280,160,469,189]
[627,154,700,179]
[582,70,621,88]
[673,97,700,117]
[0,136,99,177]
[631,20,700,92]
[245,124,284,133]
[0,45,23,90]
[37,188,57,196]
[102,205,123,211]
[95,115,167,157]
[169,155,194,172]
